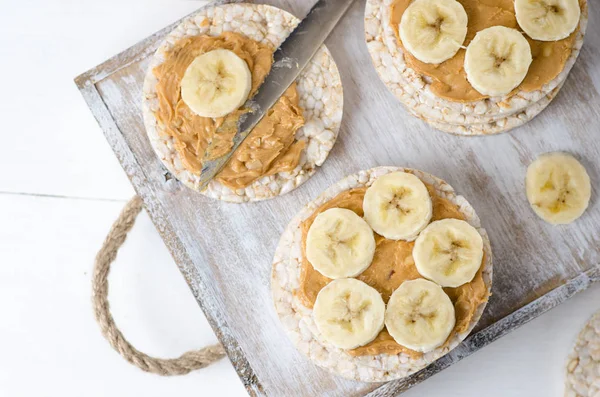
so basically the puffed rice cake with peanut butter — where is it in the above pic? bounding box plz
[364,0,588,135]
[271,166,493,382]
[143,3,343,202]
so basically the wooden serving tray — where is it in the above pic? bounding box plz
[75,1,600,396]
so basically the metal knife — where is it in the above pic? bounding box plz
[196,0,355,191]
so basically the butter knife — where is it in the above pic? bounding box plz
[196,0,355,191]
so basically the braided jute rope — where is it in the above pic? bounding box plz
[92,196,226,375]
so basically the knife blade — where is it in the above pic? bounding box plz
[196,0,355,191]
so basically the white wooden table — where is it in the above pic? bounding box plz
[1,1,599,396]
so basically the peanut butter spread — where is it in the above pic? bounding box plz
[390,0,581,102]
[298,185,488,357]
[153,32,305,190]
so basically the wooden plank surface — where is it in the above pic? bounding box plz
[77,0,600,395]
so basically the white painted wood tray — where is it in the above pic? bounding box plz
[75,1,600,395]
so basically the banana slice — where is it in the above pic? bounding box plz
[313,278,386,350]
[385,279,455,353]
[180,49,252,118]
[363,172,432,241]
[464,26,533,96]
[306,208,376,279]
[413,219,483,288]
[526,152,591,224]
[399,0,468,64]
[515,0,580,41]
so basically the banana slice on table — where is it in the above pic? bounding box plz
[526,152,591,224]
[515,0,580,41]
[363,172,432,241]
[464,26,533,96]
[413,219,483,288]
[399,0,468,64]
[306,208,376,279]
[385,279,455,353]
[181,49,252,118]
[313,278,386,350]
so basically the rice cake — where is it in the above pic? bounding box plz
[143,3,343,202]
[271,166,493,382]
[364,0,587,131]
[565,311,600,397]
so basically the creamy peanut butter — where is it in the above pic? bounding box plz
[297,185,488,357]
[153,32,305,190]
[390,0,580,102]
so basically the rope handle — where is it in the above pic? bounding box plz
[92,196,225,375]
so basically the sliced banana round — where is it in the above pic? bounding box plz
[399,0,468,64]
[413,219,483,288]
[313,278,386,350]
[515,0,580,41]
[306,208,376,279]
[464,26,533,96]
[181,49,252,118]
[385,279,455,353]
[526,152,591,224]
[363,172,432,241]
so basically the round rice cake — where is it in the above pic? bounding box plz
[565,310,600,397]
[364,0,587,129]
[143,3,343,203]
[271,166,493,382]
